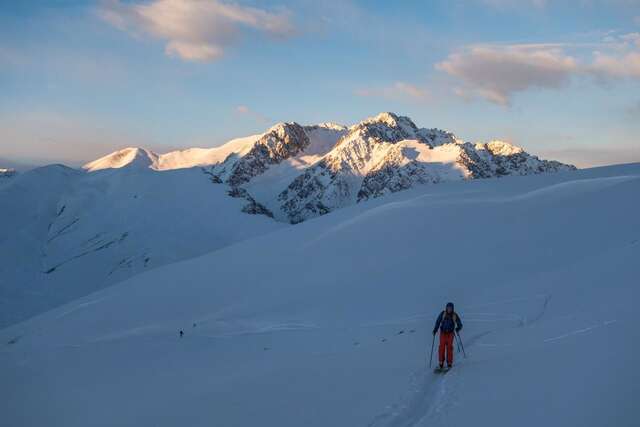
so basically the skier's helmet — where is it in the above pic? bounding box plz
[446,302,454,312]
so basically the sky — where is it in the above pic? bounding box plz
[1,0,639,169]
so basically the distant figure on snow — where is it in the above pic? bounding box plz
[432,302,463,370]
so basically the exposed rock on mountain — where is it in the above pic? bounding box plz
[228,186,274,218]
[0,168,17,181]
[80,112,575,224]
[208,122,310,186]
[275,113,575,222]
[203,122,310,214]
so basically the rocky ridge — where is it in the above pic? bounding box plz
[82,112,576,224]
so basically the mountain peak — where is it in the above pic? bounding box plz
[266,122,305,140]
[370,111,400,124]
[83,147,159,172]
[359,112,416,130]
[482,140,525,156]
[309,122,347,131]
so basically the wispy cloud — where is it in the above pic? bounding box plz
[98,0,295,62]
[355,82,430,102]
[234,105,270,123]
[590,33,640,79]
[437,34,640,105]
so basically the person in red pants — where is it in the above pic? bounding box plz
[432,302,463,369]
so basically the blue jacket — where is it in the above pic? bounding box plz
[433,310,463,334]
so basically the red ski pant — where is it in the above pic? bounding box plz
[438,331,454,366]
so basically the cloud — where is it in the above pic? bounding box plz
[588,33,640,79]
[591,50,640,78]
[98,0,295,62]
[233,105,270,123]
[436,45,578,105]
[437,34,640,105]
[355,82,430,102]
[620,32,640,48]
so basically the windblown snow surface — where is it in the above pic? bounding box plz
[1,163,639,427]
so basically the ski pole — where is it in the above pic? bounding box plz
[455,334,461,353]
[428,333,436,369]
[456,332,467,358]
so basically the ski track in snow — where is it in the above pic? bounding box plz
[195,322,321,339]
[73,297,553,427]
[367,292,623,427]
[542,320,617,343]
[367,294,551,427]
[360,314,431,328]
[67,321,322,346]
[54,297,108,320]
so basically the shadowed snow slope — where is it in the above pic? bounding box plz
[0,165,282,327]
[1,163,638,427]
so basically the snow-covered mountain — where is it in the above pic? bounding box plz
[2,163,637,427]
[83,134,264,173]
[84,113,574,224]
[203,112,575,223]
[0,112,573,328]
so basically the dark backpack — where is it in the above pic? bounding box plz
[440,311,458,333]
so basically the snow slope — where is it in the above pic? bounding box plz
[1,163,638,427]
[0,164,282,327]
[83,147,159,172]
[83,135,263,173]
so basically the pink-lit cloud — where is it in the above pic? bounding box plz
[437,34,640,105]
[99,0,295,62]
[234,105,271,123]
[436,44,578,106]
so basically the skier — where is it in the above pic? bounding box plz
[432,302,463,370]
